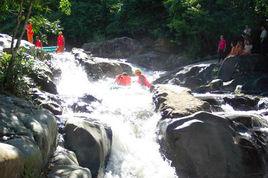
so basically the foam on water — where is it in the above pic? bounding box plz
[52,52,178,178]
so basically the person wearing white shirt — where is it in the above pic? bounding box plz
[260,26,267,54]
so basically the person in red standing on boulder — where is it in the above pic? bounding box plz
[25,21,34,44]
[217,35,227,63]
[134,69,152,89]
[56,31,65,53]
[35,36,43,48]
[115,72,132,86]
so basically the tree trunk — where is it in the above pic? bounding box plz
[3,0,34,92]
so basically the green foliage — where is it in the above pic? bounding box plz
[0,0,71,95]
[59,0,72,15]
[0,49,34,96]
[1,0,268,58]
[30,16,63,44]
[163,0,260,56]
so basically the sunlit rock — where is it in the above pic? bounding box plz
[0,143,24,178]
[153,85,210,119]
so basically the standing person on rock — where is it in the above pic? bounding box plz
[25,20,34,43]
[217,35,227,63]
[56,31,65,53]
[35,36,43,48]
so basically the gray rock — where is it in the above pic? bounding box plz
[31,88,63,115]
[218,55,268,82]
[72,49,133,80]
[0,94,58,177]
[64,117,112,178]
[154,62,218,89]
[48,146,92,178]
[82,37,143,58]
[128,51,184,70]
[29,60,58,94]
[153,85,210,119]
[159,111,267,178]
[223,95,260,111]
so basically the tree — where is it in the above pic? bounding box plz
[0,0,71,92]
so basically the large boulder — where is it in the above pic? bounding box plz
[158,111,268,178]
[48,146,92,178]
[82,37,143,58]
[0,94,58,177]
[128,51,187,70]
[218,55,268,82]
[154,62,218,89]
[64,117,112,178]
[29,60,58,94]
[153,85,210,119]
[72,48,133,80]
[0,33,34,50]
[223,95,260,111]
[241,75,268,96]
[216,55,268,96]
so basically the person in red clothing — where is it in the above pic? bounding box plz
[25,21,34,43]
[217,35,227,63]
[35,36,42,48]
[134,69,152,89]
[115,72,132,86]
[56,31,65,53]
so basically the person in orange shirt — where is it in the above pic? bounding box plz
[25,21,34,43]
[115,72,132,86]
[56,31,65,53]
[35,36,43,48]
[227,41,243,58]
[134,69,152,89]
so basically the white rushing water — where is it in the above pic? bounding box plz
[52,52,178,178]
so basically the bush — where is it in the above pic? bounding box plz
[0,48,34,96]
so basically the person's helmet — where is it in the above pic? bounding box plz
[134,69,141,75]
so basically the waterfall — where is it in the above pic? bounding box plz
[52,52,178,178]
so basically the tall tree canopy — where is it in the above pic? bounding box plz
[1,0,268,57]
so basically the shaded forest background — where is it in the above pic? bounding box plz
[1,0,268,57]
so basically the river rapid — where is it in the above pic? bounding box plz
[52,52,178,178]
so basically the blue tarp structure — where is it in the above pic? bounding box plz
[42,46,57,53]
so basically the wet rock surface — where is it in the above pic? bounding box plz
[155,55,268,96]
[153,84,268,178]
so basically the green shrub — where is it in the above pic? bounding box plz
[0,48,34,96]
